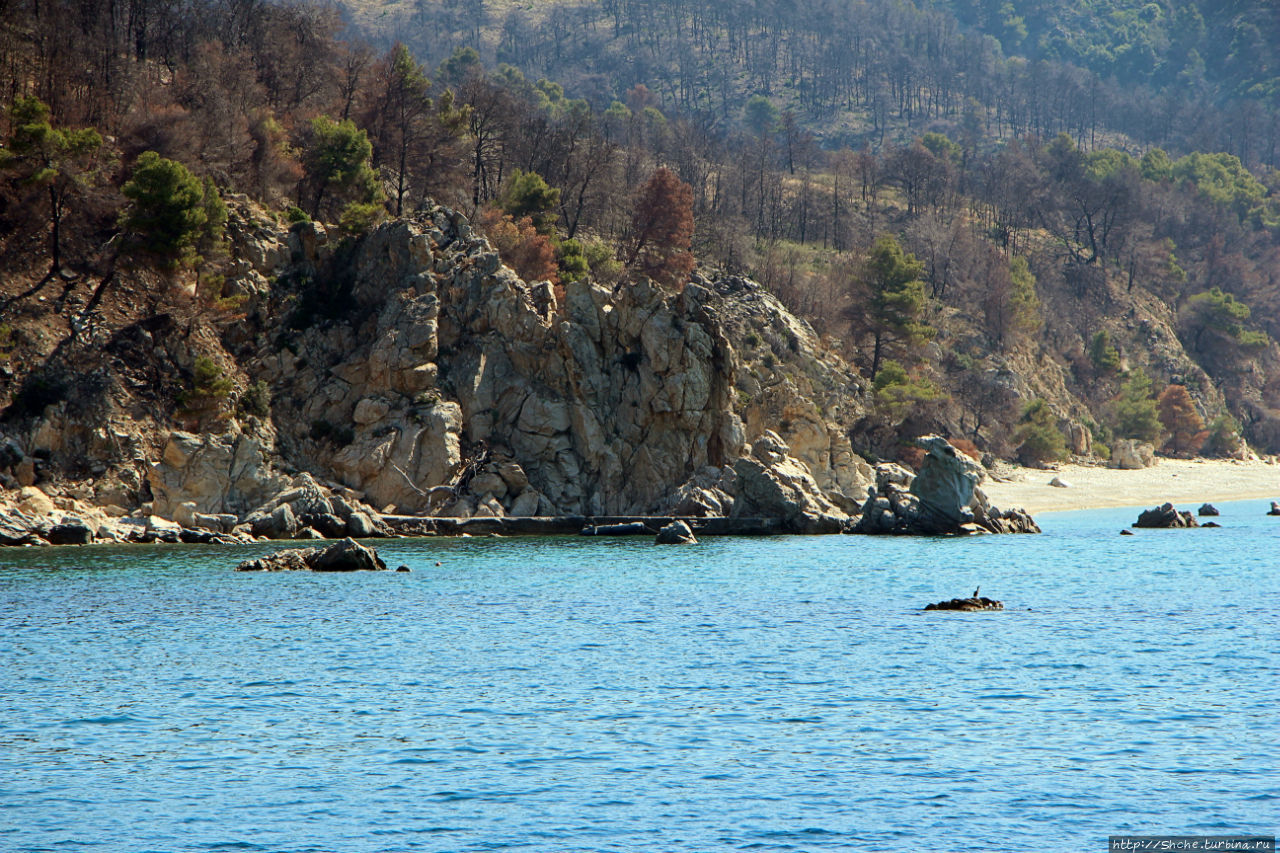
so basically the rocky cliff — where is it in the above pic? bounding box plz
[0,202,878,535]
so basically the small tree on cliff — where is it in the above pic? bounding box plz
[626,167,694,288]
[299,116,383,222]
[1157,384,1207,457]
[121,151,220,267]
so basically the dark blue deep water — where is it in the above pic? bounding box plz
[2,501,1277,852]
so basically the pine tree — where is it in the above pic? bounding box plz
[0,96,104,274]
[848,235,935,378]
[1015,398,1068,466]
[121,151,214,266]
[1107,368,1162,443]
[300,116,383,221]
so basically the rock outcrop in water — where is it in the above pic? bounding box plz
[235,537,387,572]
[924,595,1004,611]
[655,520,698,544]
[854,437,1039,535]
[1133,503,1199,528]
[0,203,1044,540]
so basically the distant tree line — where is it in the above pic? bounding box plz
[399,0,1280,171]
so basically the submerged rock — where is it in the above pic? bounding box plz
[1133,503,1199,529]
[924,596,1004,612]
[235,537,387,572]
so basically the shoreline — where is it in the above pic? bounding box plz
[980,458,1280,515]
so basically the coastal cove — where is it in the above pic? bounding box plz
[3,500,1277,852]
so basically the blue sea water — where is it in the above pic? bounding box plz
[1,500,1277,853]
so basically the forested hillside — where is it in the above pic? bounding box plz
[2,0,1280,475]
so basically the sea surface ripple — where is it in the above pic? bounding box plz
[1,501,1277,852]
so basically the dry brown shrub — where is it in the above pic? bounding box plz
[476,207,558,285]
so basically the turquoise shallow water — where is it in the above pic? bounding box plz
[1,500,1277,852]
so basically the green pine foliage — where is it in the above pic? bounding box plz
[1089,330,1121,373]
[1183,288,1269,356]
[872,359,944,422]
[1015,398,1068,466]
[500,170,561,233]
[301,116,382,220]
[855,235,935,378]
[555,238,590,283]
[120,151,219,266]
[1,95,105,271]
[1107,368,1162,443]
[1203,413,1244,458]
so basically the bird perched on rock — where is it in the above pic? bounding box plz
[972,586,980,599]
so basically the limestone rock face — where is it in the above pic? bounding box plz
[1110,439,1156,469]
[262,212,749,517]
[731,431,847,533]
[710,275,872,508]
[655,466,735,517]
[16,203,884,529]
[148,429,290,519]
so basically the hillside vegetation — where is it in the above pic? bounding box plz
[1,0,1279,495]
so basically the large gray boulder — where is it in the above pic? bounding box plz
[46,521,95,545]
[909,436,984,531]
[655,520,698,545]
[308,538,388,571]
[731,431,848,533]
[1110,439,1156,469]
[250,503,298,539]
[855,437,1039,535]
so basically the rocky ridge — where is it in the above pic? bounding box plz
[0,203,1038,544]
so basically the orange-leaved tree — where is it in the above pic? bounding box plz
[626,166,694,288]
[1157,384,1207,457]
